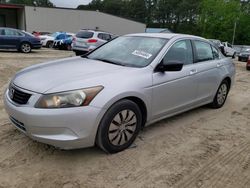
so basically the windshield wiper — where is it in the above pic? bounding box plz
[93,58,126,66]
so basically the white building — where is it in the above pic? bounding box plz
[0,3,146,35]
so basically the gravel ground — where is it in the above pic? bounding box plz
[0,49,250,188]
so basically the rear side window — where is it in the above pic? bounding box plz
[194,41,213,62]
[76,31,94,39]
[98,33,111,41]
[163,40,193,65]
[0,29,4,35]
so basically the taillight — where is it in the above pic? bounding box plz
[87,39,98,43]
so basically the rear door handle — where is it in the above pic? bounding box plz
[190,69,198,75]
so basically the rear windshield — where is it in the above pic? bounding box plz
[76,31,94,39]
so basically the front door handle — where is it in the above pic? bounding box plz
[190,69,198,75]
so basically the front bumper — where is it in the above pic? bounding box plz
[3,88,105,149]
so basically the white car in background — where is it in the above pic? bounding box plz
[223,42,236,58]
[39,33,57,48]
[72,29,117,56]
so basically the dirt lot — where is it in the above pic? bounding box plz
[0,49,250,188]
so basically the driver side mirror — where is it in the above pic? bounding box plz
[156,61,184,72]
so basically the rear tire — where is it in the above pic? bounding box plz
[210,80,229,109]
[96,100,142,153]
[20,42,31,53]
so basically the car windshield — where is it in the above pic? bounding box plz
[87,36,168,67]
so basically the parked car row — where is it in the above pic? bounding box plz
[208,39,236,58]
[0,27,117,54]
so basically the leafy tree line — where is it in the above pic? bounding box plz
[78,0,250,45]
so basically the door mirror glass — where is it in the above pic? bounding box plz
[156,61,183,72]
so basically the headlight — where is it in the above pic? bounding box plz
[36,86,103,108]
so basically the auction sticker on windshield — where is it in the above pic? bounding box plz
[132,50,152,59]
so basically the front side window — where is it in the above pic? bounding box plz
[163,40,193,65]
[87,36,168,67]
[194,41,213,62]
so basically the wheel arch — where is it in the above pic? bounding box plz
[222,76,231,90]
[18,41,32,50]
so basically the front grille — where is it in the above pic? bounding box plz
[9,86,31,105]
[10,116,26,132]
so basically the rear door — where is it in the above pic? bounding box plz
[192,40,223,102]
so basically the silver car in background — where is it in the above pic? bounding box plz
[72,29,116,56]
[4,33,235,153]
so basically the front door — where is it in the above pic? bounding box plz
[152,39,198,119]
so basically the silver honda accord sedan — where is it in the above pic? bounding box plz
[4,33,235,153]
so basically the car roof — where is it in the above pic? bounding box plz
[125,33,205,40]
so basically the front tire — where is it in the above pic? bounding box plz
[46,41,53,48]
[96,100,142,153]
[210,80,229,109]
[20,42,31,53]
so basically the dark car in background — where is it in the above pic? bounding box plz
[0,27,41,53]
[53,33,74,50]
[238,48,250,62]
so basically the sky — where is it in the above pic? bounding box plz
[50,0,92,8]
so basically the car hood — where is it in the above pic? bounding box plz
[12,57,139,94]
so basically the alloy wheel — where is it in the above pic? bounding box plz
[21,44,31,53]
[108,110,137,146]
[217,83,228,105]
